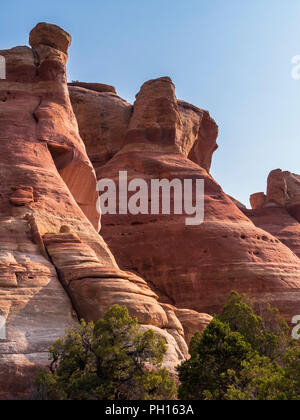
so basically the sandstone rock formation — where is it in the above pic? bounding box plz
[0,24,188,399]
[68,81,117,94]
[228,195,246,209]
[267,170,300,221]
[244,170,300,258]
[69,84,132,171]
[71,77,300,324]
[1,21,300,400]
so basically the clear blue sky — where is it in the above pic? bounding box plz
[1,0,300,206]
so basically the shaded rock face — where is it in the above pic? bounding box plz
[0,24,188,399]
[69,85,132,170]
[244,207,300,259]
[72,76,300,324]
[244,170,300,259]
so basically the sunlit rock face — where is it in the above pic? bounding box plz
[72,76,300,324]
[1,20,300,401]
[0,24,190,399]
[244,170,300,259]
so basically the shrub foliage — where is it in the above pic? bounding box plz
[178,292,300,400]
[35,305,176,400]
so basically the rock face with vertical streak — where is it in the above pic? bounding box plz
[244,170,300,258]
[72,76,300,324]
[0,24,188,399]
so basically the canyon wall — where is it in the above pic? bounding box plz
[0,22,300,399]
[71,77,300,322]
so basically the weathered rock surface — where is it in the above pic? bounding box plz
[29,22,72,55]
[0,24,188,399]
[244,206,300,259]
[1,22,300,400]
[42,231,189,370]
[244,170,300,259]
[69,85,132,170]
[0,218,77,400]
[121,77,219,171]
[0,23,82,399]
[174,310,213,345]
[68,81,117,94]
[250,192,267,210]
[74,76,300,323]
[249,170,300,219]
[178,100,218,172]
[267,170,300,222]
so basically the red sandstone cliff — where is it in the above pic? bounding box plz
[70,77,300,322]
[0,21,300,400]
[0,24,193,399]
